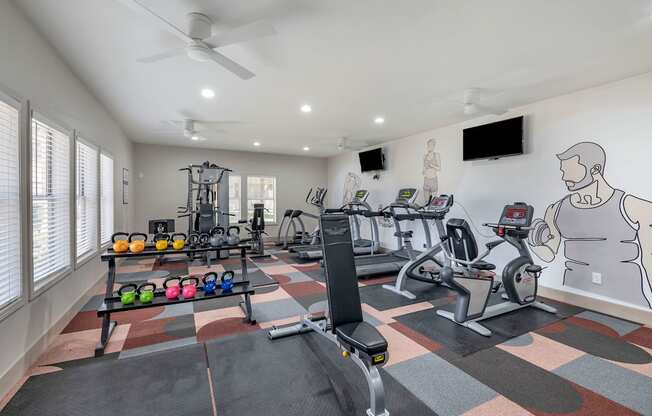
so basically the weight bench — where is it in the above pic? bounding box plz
[269,214,390,416]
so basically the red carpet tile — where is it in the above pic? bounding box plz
[123,317,182,350]
[62,307,165,333]
[566,316,620,338]
[622,326,652,349]
[281,281,327,298]
[388,321,443,352]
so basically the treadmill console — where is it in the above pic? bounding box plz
[426,194,453,213]
[395,188,418,205]
[498,202,533,227]
[352,189,369,202]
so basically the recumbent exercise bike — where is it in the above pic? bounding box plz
[436,202,557,337]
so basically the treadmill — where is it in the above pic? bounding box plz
[294,189,380,260]
[354,188,431,278]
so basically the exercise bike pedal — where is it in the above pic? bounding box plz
[491,282,502,293]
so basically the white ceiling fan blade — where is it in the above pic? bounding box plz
[205,20,276,48]
[206,49,255,80]
[196,120,246,126]
[137,48,185,63]
[116,0,192,43]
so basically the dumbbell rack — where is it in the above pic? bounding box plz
[96,243,254,357]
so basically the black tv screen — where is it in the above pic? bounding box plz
[463,116,524,161]
[359,148,384,172]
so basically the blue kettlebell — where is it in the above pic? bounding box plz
[221,271,235,292]
[202,272,218,295]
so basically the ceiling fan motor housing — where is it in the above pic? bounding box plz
[187,12,212,40]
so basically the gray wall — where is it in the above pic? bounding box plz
[0,0,135,397]
[133,143,328,236]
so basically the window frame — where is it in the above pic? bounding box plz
[74,134,100,268]
[0,90,26,321]
[245,175,277,225]
[99,150,114,248]
[228,173,242,224]
[28,107,75,299]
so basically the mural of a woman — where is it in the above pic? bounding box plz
[422,138,441,203]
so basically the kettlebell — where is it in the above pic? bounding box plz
[171,233,187,250]
[209,226,225,247]
[128,233,147,253]
[221,271,235,292]
[199,232,211,248]
[112,232,130,253]
[163,277,181,300]
[202,272,218,295]
[137,282,156,303]
[226,226,240,245]
[154,233,170,251]
[181,276,199,299]
[188,233,200,249]
[118,283,138,305]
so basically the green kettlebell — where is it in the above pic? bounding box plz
[118,283,138,305]
[138,282,157,304]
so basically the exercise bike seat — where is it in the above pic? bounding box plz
[471,260,496,271]
[525,264,543,274]
[335,321,388,356]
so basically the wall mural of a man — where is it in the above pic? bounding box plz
[342,172,361,205]
[422,138,441,203]
[528,141,652,309]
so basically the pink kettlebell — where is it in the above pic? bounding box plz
[181,276,199,299]
[163,277,181,300]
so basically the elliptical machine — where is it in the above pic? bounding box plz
[436,202,557,337]
[382,194,454,299]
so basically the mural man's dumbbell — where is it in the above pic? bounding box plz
[528,218,553,247]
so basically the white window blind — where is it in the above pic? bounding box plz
[76,140,98,260]
[32,115,71,284]
[0,99,21,309]
[229,175,241,223]
[247,176,276,223]
[100,153,114,246]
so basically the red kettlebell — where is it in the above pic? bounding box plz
[181,276,199,299]
[163,277,181,300]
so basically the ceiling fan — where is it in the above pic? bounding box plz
[160,118,243,142]
[117,0,276,79]
[336,137,380,151]
[461,88,508,116]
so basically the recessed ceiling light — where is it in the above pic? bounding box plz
[201,88,215,99]
[253,141,261,147]
[303,146,310,151]
[300,104,312,113]
[374,116,385,124]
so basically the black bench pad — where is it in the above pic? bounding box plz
[335,321,388,356]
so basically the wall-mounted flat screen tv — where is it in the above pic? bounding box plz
[359,148,384,172]
[462,116,524,161]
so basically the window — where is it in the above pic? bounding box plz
[100,153,114,246]
[32,115,71,286]
[0,98,21,310]
[229,174,241,223]
[76,139,98,260]
[247,176,276,223]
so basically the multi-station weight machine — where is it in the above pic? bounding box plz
[177,161,232,259]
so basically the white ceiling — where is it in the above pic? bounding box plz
[14,0,652,157]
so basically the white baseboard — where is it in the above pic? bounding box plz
[0,272,106,406]
[539,286,652,326]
